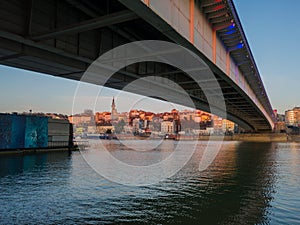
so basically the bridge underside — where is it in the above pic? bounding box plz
[0,0,272,131]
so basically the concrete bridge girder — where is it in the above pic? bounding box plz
[0,0,274,131]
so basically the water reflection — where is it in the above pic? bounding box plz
[115,141,277,224]
[270,143,300,224]
[0,152,71,177]
[0,142,298,224]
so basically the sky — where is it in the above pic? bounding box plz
[0,66,184,115]
[234,0,300,113]
[0,0,299,115]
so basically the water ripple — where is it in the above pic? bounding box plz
[0,142,299,224]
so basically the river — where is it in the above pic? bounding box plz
[0,141,299,224]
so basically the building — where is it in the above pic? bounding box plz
[68,110,94,136]
[285,109,296,126]
[277,114,285,122]
[95,112,112,124]
[194,110,202,123]
[132,118,140,134]
[68,114,92,126]
[96,125,114,134]
[212,115,223,133]
[161,120,174,134]
[111,97,118,123]
[274,111,286,133]
[0,113,72,149]
[128,110,154,131]
[222,119,235,133]
[117,112,129,123]
[87,126,97,134]
[95,98,118,134]
[48,118,72,147]
[275,121,286,133]
[285,107,300,126]
[179,110,195,121]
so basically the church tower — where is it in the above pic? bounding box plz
[111,97,118,122]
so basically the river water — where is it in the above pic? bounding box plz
[0,141,299,224]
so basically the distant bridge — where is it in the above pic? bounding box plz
[0,0,275,131]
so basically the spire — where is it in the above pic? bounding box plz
[111,97,117,121]
[112,97,116,109]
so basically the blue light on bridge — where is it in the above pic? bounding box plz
[225,29,236,35]
[227,23,235,29]
[236,43,244,49]
[225,23,236,35]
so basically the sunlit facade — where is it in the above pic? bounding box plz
[161,121,174,134]
[285,107,300,126]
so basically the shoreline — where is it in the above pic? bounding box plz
[1,134,299,156]
[0,146,78,156]
[115,133,300,142]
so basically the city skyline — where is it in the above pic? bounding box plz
[69,102,234,136]
[0,0,299,115]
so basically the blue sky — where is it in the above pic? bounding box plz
[0,0,299,115]
[234,0,300,113]
[0,65,181,115]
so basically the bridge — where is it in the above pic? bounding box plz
[0,0,275,131]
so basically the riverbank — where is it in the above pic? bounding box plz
[232,133,288,142]
[200,133,299,142]
[0,146,78,156]
[2,134,298,156]
[287,134,300,142]
[175,133,288,142]
[114,133,300,142]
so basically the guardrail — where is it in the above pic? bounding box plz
[47,141,70,148]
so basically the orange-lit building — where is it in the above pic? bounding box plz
[285,107,300,126]
[95,112,111,124]
[212,115,223,133]
[222,119,235,133]
[68,114,92,126]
